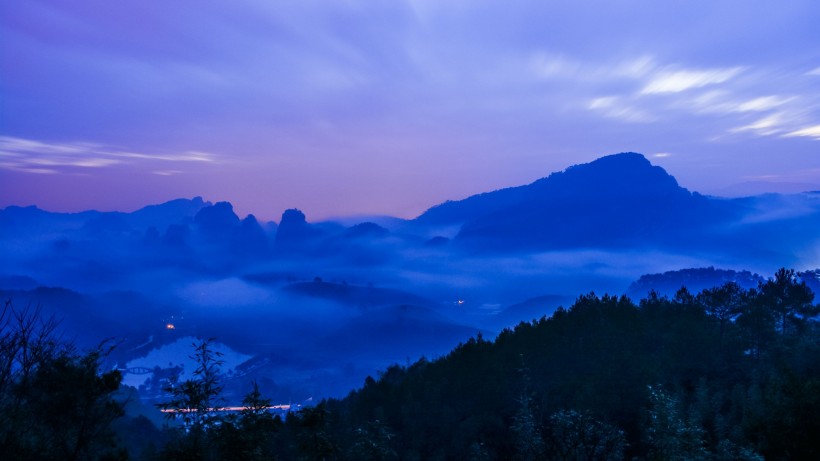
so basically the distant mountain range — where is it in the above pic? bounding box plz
[3,152,819,260]
[3,151,818,400]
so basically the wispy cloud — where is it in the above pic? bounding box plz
[576,56,819,145]
[691,93,795,114]
[530,54,657,82]
[735,96,794,112]
[588,96,655,123]
[611,56,656,79]
[530,54,581,79]
[731,113,786,136]
[0,136,218,174]
[783,124,820,140]
[2,2,818,216]
[640,67,744,94]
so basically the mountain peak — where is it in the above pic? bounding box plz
[535,152,680,196]
[576,151,648,166]
[416,152,683,226]
[194,201,240,234]
[274,208,316,250]
[413,152,726,250]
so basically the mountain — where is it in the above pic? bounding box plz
[626,267,764,299]
[193,201,240,236]
[0,197,210,239]
[0,205,99,238]
[416,152,687,226]
[626,266,820,300]
[128,196,210,230]
[274,208,325,253]
[414,152,817,254]
[4,152,820,425]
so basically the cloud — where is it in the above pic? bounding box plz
[686,92,797,117]
[530,54,581,79]
[736,96,794,112]
[578,57,819,146]
[640,67,744,94]
[783,124,820,140]
[731,113,786,136]
[588,96,655,123]
[0,136,218,174]
[530,54,657,83]
[2,2,819,216]
[611,56,657,79]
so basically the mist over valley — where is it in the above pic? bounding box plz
[3,152,818,402]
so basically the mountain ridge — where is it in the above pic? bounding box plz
[417,152,741,251]
[3,152,818,259]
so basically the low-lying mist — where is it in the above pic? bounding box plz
[2,154,819,400]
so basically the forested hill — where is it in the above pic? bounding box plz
[5,269,818,460]
[310,268,819,460]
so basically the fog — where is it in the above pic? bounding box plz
[2,160,819,401]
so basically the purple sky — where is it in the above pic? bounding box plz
[2,1,819,221]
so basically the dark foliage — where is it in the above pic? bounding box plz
[0,301,127,461]
[144,268,819,460]
[8,265,815,460]
[313,269,818,460]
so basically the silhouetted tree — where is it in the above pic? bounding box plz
[140,268,819,460]
[511,356,544,461]
[348,419,398,461]
[698,281,745,347]
[295,404,338,461]
[0,300,126,461]
[758,268,816,335]
[547,409,625,461]
[232,381,282,461]
[157,338,224,460]
[644,385,708,461]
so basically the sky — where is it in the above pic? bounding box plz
[1,0,819,221]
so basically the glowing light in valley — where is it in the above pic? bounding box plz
[160,404,295,413]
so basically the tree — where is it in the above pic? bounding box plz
[157,338,225,461]
[698,281,745,347]
[348,420,398,461]
[644,385,708,461]
[0,300,126,461]
[511,357,545,461]
[230,381,282,461]
[511,393,545,461]
[295,404,338,461]
[157,338,225,430]
[758,268,817,335]
[547,409,625,461]
[673,286,696,306]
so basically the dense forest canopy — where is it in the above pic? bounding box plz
[2,268,818,460]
